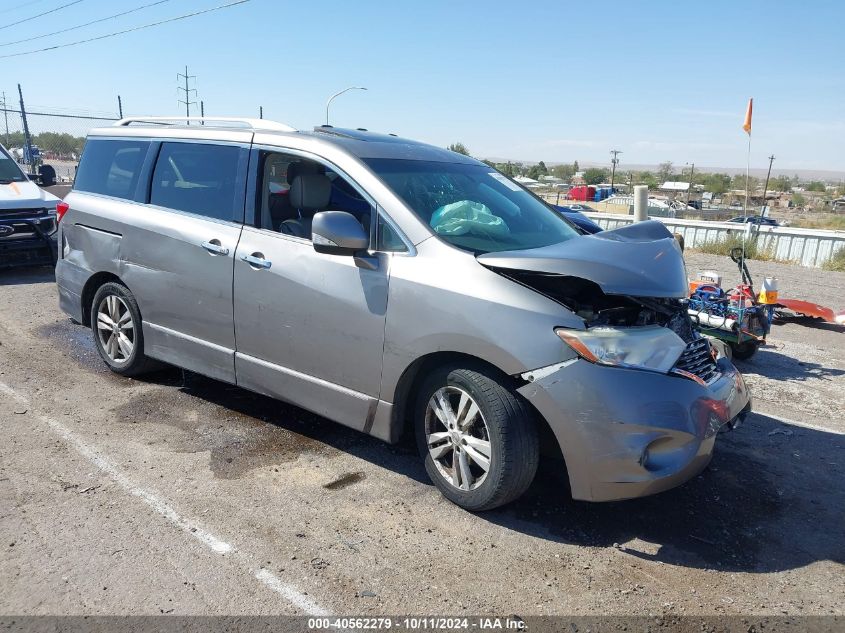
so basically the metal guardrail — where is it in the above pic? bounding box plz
[584,213,845,268]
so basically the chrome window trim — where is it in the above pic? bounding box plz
[73,180,247,231]
[143,203,247,230]
[65,190,150,208]
[239,223,311,245]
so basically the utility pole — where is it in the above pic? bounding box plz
[609,149,622,190]
[259,106,263,120]
[200,101,205,125]
[761,154,775,217]
[1,91,9,146]
[686,162,695,208]
[177,66,197,124]
[17,84,33,169]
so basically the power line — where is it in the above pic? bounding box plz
[1,107,117,121]
[0,0,85,32]
[0,1,48,17]
[0,0,251,59]
[0,0,173,48]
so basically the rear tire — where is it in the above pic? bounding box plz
[415,365,539,511]
[90,282,158,376]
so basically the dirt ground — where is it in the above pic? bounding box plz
[0,255,843,618]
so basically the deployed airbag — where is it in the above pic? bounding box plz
[430,200,510,237]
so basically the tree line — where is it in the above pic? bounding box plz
[447,143,845,197]
[2,131,86,159]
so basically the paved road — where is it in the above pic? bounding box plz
[0,262,843,616]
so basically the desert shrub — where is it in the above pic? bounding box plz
[821,247,845,272]
[693,234,781,261]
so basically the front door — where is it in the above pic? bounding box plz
[232,151,389,430]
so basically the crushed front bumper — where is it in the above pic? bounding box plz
[517,357,751,502]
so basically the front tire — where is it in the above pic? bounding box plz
[90,282,157,376]
[415,365,539,511]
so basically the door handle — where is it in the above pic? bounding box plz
[201,239,230,256]
[240,253,272,269]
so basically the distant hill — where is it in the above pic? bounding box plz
[481,158,844,182]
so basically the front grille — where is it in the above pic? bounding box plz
[0,216,55,239]
[674,337,718,384]
[0,208,48,218]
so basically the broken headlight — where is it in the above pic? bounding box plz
[555,325,687,374]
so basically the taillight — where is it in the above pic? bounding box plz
[56,202,69,223]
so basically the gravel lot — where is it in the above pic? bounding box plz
[0,254,843,618]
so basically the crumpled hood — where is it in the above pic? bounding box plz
[0,179,60,211]
[477,220,688,298]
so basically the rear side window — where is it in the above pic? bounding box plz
[150,142,243,222]
[74,139,150,200]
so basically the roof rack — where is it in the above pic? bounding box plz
[114,117,297,132]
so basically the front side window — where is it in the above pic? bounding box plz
[376,214,407,252]
[256,151,373,242]
[150,142,242,221]
[365,159,580,254]
[0,146,27,183]
[74,139,150,200]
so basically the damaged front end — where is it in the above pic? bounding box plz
[478,221,719,386]
[475,222,751,501]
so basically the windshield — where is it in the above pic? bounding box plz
[0,147,27,183]
[365,158,579,254]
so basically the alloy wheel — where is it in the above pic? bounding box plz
[425,386,492,491]
[96,294,135,364]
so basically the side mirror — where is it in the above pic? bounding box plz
[312,211,369,256]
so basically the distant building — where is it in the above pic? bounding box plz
[660,181,691,192]
[659,181,702,208]
[514,175,542,189]
[539,175,569,190]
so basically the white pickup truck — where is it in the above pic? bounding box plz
[1,142,60,269]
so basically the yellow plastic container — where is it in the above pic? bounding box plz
[758,277,779,304]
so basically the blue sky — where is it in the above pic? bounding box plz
[1,0,843,172]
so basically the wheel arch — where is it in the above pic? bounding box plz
[387,351,563,461]
[80,272,126,327]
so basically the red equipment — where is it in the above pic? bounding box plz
[776,299,845,325]
[568,186,595,202]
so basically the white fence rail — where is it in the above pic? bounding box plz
[584,213,845,268]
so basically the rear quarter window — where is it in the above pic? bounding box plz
[74,139,150,200]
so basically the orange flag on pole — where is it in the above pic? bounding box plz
[742,98,753,135]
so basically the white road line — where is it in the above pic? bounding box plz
[255,569,331,615]
[0,380,331,616]
[749,409,844,436]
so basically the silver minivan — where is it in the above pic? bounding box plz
[56,117,751,511]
